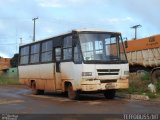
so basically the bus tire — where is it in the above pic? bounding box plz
[151,69,160,84]
[31,81,44,95]
[67,84,79,100]
[104,90,116,99]
[37,90,44,95]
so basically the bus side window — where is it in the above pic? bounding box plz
[20,46,29,65]
[55,48,61,62]
[30,43,40,63]
[63,35,72,61]
[41,40,53,62]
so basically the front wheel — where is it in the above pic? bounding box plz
[67,84,79,100]
[104,90,116,99]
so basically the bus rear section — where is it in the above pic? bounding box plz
[18,29,129,100]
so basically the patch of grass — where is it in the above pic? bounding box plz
[119,72,160,99]
[128,73,150,94]
[140,73,150,81]
[128,86,138,94]
[145,92,157,99]
[0,75,20,85]
[156,81,160,92]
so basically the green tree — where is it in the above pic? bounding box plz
[10,53,19,67]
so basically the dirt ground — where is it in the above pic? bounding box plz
[0,85,160,120]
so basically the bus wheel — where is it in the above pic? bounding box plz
[104,90,116,99]
[67,84,79,100]
[152,69,160,84]
[31,81,44,95]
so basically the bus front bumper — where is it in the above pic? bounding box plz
[80,79,129,92]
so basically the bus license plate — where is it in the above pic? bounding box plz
[105,83,116,89]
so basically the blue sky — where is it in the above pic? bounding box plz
[0,0,159,58]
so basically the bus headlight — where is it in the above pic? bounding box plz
[124,71,129,75]
[82,72,92,76]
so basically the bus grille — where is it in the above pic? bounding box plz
[97,69,120,76]
[100,79,117,83]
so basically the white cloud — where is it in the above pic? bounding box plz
[38,0,83,8]
[0,20,4,30]
[121,17,134,22]
[0,52,10,58]
[0,0,159,58]
[38,0,64,8]
[0,0,19,6]
[100,17,134,25]
[116,0,160,32]
[46,28,54,34]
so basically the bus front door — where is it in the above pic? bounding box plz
[55,47,62,90]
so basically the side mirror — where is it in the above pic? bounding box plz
[125,40,128,48]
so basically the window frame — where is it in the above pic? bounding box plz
[73,42,82,64]
[41,40,53,63]
[19,46,30,65]
[55,47,62,62]
[30,43,40,64]
[18,33,80,66]
[62,34,73,62]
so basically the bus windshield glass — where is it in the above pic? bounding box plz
[79,33,127,63]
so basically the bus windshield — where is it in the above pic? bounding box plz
[79,33,127,63]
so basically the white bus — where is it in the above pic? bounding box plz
[18,29,129,99]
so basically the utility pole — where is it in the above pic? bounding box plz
[20,37,22,45]
[32,17,38,42]
[131,24,142,40]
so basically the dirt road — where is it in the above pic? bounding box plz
[0,85,159,120]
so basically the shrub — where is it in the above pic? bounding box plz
[128,73,150,94]
[0,75,19,85]
[156,81,160,92]
[146,92,157,99]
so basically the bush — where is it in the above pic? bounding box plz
[156,81,160,92]
[140,73,150,81]
[146,92,157,99]
[0,75,19,85]
[128,86,137,94]
[117,73,160,99]
[128,73,150,94]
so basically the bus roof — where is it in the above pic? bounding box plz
[73,28,121,33]
[20,28,121,46]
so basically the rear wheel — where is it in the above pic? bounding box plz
[31,81,44,95]
[104,90,116,99]
[151,69,160,84]
[67,84,79,100]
